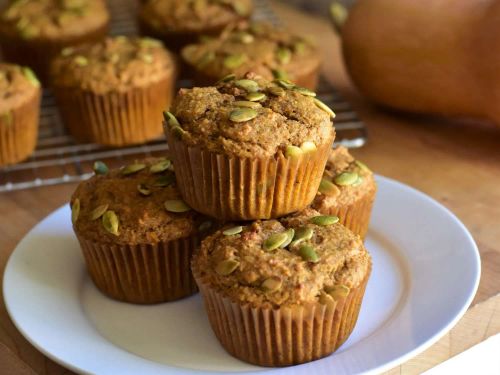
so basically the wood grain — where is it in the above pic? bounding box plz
[0,2,499,374]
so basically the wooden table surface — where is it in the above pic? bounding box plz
[1,3,499,374]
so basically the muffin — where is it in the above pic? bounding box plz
[164,73,335,220]
[0,0,109,82]
[181,22,321,89]
[0,64,41,166]
[70,158,214,304]
[312,147,376,239]
[138,0,253,52]
[50,36,177,146]
[192,208,371,366]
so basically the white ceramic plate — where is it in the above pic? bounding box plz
[3,176,480,375]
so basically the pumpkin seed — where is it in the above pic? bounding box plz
[21,67,39,87]
[61,47,75,57]
[298,244,319,263]
[216,73,236,84]
[163,111,180,127]
[300,141,317,152]
[71,198,80,225]
[272,69,289,80]
[294,87,316,97]
[234,79,259,92]
[334,171,359,186]
[153,174,175,187]
[198,220,212,232]
[293,41,306,55]
[233,31,254,44]
[290,227,313,247]
[139,37,162,48]
[197,51,215,68]
[215,259,239,276]
[109,53,120,64]
[267,86,285,97]
[318,178,340,196]
[311,215,339,226]
[233,100,261,109]
[90,204,108,220]
[223,226,243,236]
[93,161,108,175]
[102,210,119,236]
[74,55,88,66]
[352,176,364,187]
[261,277,282,292]
[276,48,291,65]
[137,183,152,196]
[319,291,335,305]
[263,232,289,251]
[229,107,258,122]
[313,98,336,118]
[149,159,171,173]
[326,284,350,300]
[171,126,185,139]
[140,53,153,64]
[232,0,249,16]
[223,53,246,69]
[355,160,371,172]
[275,79,295,90]
[246,92,266,102]
[121,163,146,175]
[285,145,303,158]
[164,199,191,213]
[280,228,295,248]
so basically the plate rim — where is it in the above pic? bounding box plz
[3,175,481,375]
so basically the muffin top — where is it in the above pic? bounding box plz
[181,22,320,82]
[166,73,335,158]
[0,63,40,114]
[70,158,213,245]
[0,0,109,40]
[312,147,376,209]
[193,208,371,308]
[139,0,252,34]
[50,36,176,93]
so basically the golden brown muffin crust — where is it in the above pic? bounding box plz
[0,0,109,40]
[50,36,176,93]
[193,208,371,308]
[169,73,334,158]
[71,158,212,245]
[0,63,40,114]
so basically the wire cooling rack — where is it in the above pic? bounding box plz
[0,0,367,193]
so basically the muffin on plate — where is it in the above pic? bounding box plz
[0,0,109,82]
[0,63,41,166]
[70,158,214,304]
[312,147,376,240]
[164,72,335,220]
[181,22,321,89]
[50,36,177,146]
[192,208,372,366]
[138,0,253,52]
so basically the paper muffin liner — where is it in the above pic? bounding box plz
[192,263,371,367]
[0,90,40,166]
[166,129,333,220]
[76,233,199,304]
[54,75,175,146]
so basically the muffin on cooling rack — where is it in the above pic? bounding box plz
[192,208,371,366]
[70,158,215,304]
[0,0,109,82]
[164,72,335,220]
[181,22,321,89]
[50,36,177,146]
[0,63,41,166]
[138,0,253,52]
[312,147,376,240]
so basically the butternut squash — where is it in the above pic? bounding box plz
[333,0,500,123]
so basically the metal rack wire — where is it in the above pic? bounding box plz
[0,0,367,193]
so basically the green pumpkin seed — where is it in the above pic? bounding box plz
[294,87,316,97]
[149,159,171,173]
[215,259,240,275]
[293,41,306,55]
[102,210,120,236]
[313,98,336,118]
[267,86,285,97]
[139,37,162,48]
[355,160,371,172]
[198,220,213,232]
[223,226,243,236]
[334,171,359,186]
[233,100,261,109]
[319,178,340,196]
[137,183,152,196]
[164,199,191,213]
[109,53,120,64]
[311,215,339,226]
[272,69,289,80]
[121,163,146,175]
[261,276,282,292]
[275,78,295,90]
[71,198,80,225]
[280,228,295,248]
[300,141,317,152]
[223,53,246,69]
[290,227,313,247]
[197,51,215,68]
[352,176,364,187]
[153,174,175,187]
[140,53,154,64]
[246,92,266,102]
[319,291,335,305]
[263,232,289,251]
[298,244,319,263]
[74,55,88,67]
[90,204,108,220]
[326,284,350,300]
[234,79,259,93]
[233,31,254,44]
[232,0,249,16]
[276,48,291,65]
[21,67,39,87]
[216,73,236,84]
[61,47,75,57]
[93,161,108,175]
[285,145,303,158]
[163,111,180,127]
[171,126,186,139]
[229,107,258,122]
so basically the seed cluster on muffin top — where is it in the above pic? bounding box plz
[0,0,109,40]
[182,22,320,82]
[0,63,40,114]
[313,147,376,209]
[70,158,212,245]
[165,73,335,158]
[139,0,252,33]
[193,208,371,308]
[50,36,176,93]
